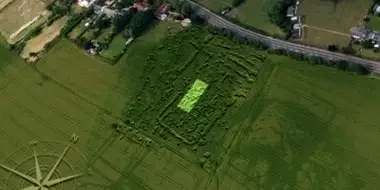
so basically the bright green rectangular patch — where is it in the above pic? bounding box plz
[178,79,208,112]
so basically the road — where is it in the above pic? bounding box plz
[187,1,380,72]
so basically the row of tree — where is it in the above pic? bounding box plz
[203,25,371,75]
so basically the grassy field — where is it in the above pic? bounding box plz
[228,0,285,37]
[195,0,231,12]
[121,27,380,189]
[100,34,126,60]
[0,24,208,188]
[2,22,380,189]
[367,15,380,31]
[300,0,372,46]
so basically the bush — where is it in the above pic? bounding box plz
[30,26,43,37]
[232,0,245,7]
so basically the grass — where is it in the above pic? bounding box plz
[300,0,372,46]
[100,34,126,60]
[178,79,208,112]
[230,54,380,189]
[367,15,380,31]
[0,30,207,189]
[228,0,285,37]
[195,0,231,12]
[1,22,380,189]
[68,18,90,40]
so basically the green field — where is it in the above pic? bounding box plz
[100,34,126,60]
[121,27,380,189]
[228,0,285,37]
[2,22,380,189]
[367,16,380,31]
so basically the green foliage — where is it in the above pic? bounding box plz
[267,0,295,32]
[29,26,43,38]
[60,12,86,36]
[112,8,137,33]
[232,0,245,7]
[122,28,266,164]
[128,9,156,37]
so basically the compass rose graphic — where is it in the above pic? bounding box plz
[0,134,87,190]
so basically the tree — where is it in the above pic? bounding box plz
[94,17,111,30]
[341,45,356,55]
[112,8,137,33]
[361,40,373,49]
[327,44,338,52]
[336,60,348,71]
[348,64,371,75]
[232,0,245,7]
[128,9,156,37]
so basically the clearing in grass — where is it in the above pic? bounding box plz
[178,79,208,112]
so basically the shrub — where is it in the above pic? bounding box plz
[232,0,245,7]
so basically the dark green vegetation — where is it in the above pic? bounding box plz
[2,20,380,189]
[117,27,380,189]
[122,27,267,171]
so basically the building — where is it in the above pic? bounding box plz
[287,6,295,17]
[133,0,149,11]
[374,4,380,14]
[156,4,168,20]
[349,27,372,41]
[78,0,96,7]
[367,31,380,43]
[93,4,121,18]
[293,23,302,39]
[181,18,191,27]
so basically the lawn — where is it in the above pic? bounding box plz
[99,34,126,60]
[228,0,285,37]
[299,0,372,46]
[367,15,380,31]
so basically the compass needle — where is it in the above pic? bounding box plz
[33,147,42,181]
[42,144,71,184]
[21,186,39,190]
[0,163,39,185]
[43,173,84,187]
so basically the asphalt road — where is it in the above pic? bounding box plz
[187,1,380,73]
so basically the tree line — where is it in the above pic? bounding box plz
[203,25,371,75]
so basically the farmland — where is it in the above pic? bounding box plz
[0,34,208,189]
[0,0,50,43]
[1,21,380,189]
[120,27,380,189]
[299,0,372,46]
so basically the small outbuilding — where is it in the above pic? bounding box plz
[287,6,295,17]
[181,18,191,27]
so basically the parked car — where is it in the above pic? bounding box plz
[221,7,231,15]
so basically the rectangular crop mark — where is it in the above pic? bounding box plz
[178,79,208,112]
